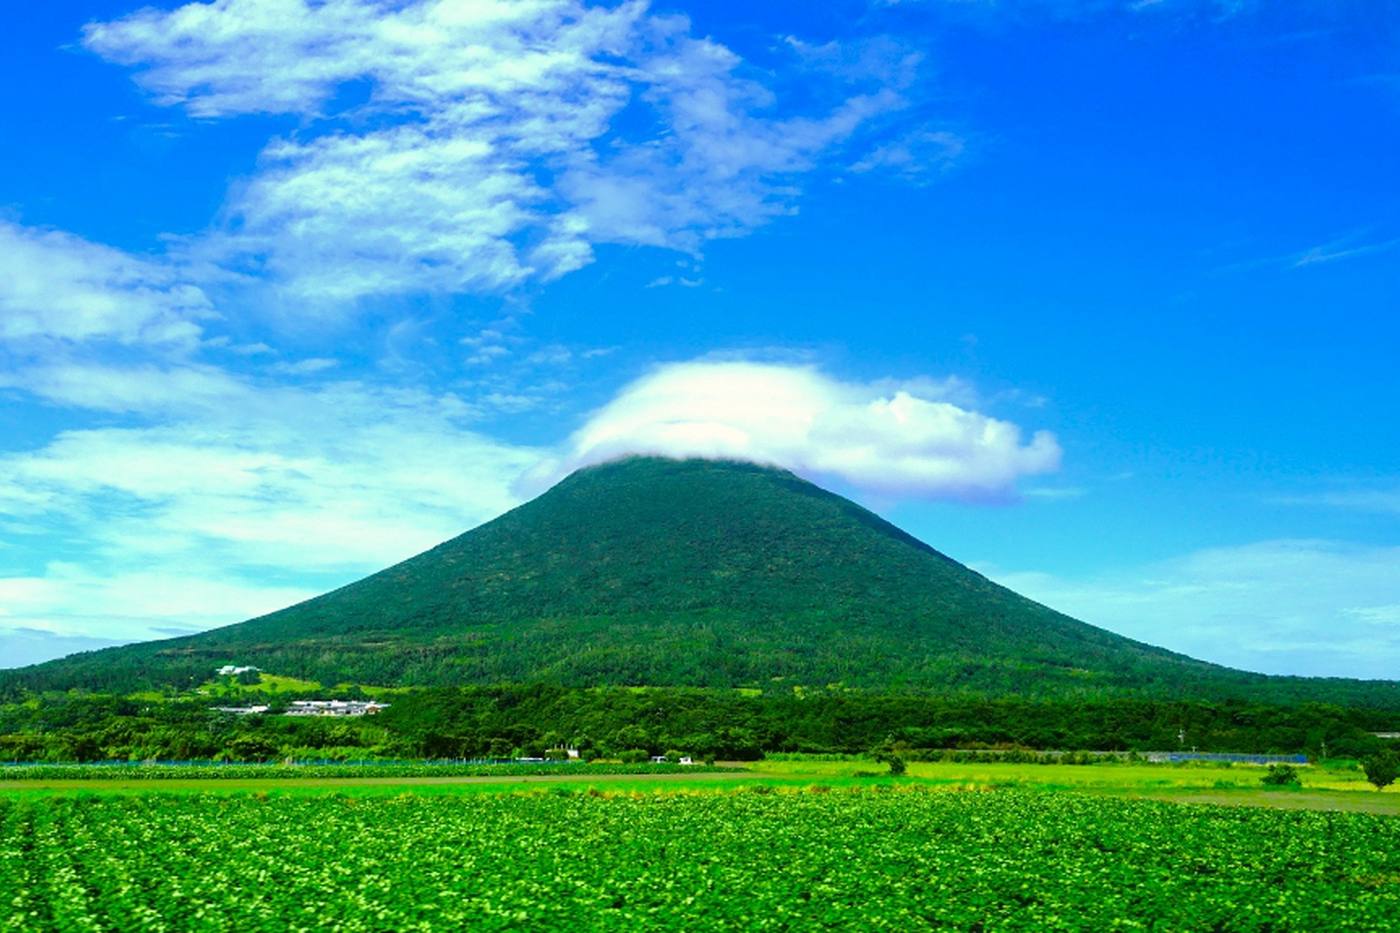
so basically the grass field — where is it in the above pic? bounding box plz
[195,672,322,697]
[3,757,1396,813]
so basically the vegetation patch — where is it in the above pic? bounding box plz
[4,788,1399,929]
[0,762,738,782]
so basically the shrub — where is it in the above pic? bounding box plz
[1260,764,1300,787]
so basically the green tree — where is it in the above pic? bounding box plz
[872,746,907,776]
[1362,752,1400,790]
[225,735,279,762]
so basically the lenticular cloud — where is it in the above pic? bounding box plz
[531,361,1061,499]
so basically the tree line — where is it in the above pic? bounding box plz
[2,684,1397,763]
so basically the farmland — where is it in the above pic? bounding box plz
[4,785,1400,930]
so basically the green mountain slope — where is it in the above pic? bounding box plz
[7,457,1398,704]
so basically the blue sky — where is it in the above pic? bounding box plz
[1,0,1397,677]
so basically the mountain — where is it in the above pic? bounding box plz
[6,457,1398,705]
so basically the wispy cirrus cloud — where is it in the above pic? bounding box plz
[849,128,966,177]
[1292,235,1400,268]
[1212,229,1400,277]
[0,220,212,347]
[984,539,1400,678]
[0,626,127,671]
[0,575,315,662]
[1273,486,1400,517]
[83,0,921,309]
[0,363,543,649]
[880,0,1255,20]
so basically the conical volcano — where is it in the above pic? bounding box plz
[10,456,1394,704]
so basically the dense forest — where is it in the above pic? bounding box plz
[4,684,1396,763]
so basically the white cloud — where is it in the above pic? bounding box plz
[268,357,339,375]
[84,0,621,120]
[528,360,1061,499]
[1023,485,1086,500]
[645,276,703,288]
[0,220,211,345]
[84,0,912,305]
[0,571,316,650]
[1,362,245,414]
[0,364,544,655]
[0,627,127,670]
[850,129,966,180]
[218,126,546,300]
[895,0,1252,17]
[0,374,541,571]
[1292,235,1400,268]
[984,539,1400,679]
[1275,487,1400,516]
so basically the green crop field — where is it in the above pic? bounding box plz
[5,787,1400,931]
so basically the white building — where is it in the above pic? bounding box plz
[216,665,259,676]
[284,700,389,717]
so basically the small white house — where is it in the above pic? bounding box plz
[216,664,259,676]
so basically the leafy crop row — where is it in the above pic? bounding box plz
[4,788,1399,930]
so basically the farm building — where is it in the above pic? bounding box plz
[284,700,389,717]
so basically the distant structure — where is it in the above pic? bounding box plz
[216,665,259,676]
[212,705,269,715]
[1144,751,1308,765]
[284,700,389,717]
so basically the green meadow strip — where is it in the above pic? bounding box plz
[0,762,737,781]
